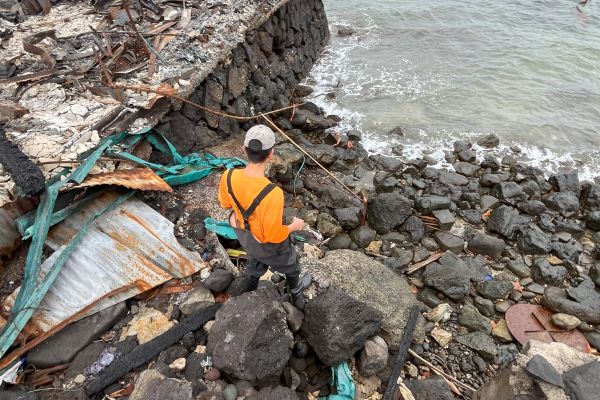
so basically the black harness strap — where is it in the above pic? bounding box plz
[226,169,277,230]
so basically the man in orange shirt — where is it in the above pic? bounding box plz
[218,125,310,307]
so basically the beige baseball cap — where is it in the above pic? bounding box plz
[244,125,276,150]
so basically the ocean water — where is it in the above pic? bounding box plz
[305,0,600,180]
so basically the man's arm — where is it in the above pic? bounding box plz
[218,171,233,209]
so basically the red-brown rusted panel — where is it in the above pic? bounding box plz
[77,168,173,192]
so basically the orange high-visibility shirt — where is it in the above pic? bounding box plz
[218,169,289,244]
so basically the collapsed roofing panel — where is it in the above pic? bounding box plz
[0,0,287,207]
[3,191,207,336]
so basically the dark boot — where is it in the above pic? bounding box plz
[288,274,312,310]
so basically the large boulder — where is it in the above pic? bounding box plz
[207,286,292,381]
[491,182,528,205]
[549,171,580,195]
[542,286,600,324]
[545,192,580,218]
[301,250,426,350]
[487,205,527,240]
[302,287,382,366]
[531,259,567,286]
[422,251,471,301]
[581,183,600,211]
[367,192,412,233]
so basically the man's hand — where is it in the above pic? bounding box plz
[288,217,306,233]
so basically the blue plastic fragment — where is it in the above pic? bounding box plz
[319,362,356,400]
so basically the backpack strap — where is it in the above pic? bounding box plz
[226,168,277,230]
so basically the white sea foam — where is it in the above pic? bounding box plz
[304,3,600,182]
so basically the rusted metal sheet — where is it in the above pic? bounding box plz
[77,168,173,192]
[0,198,36,257]
[505,304,591,353]
[3,191,206,335]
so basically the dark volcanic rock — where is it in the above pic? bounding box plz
[432,209,456,231]
[467,234,505,260]
[207,286,292,381]
[455,162,481,177]
[545,192,580,218]
[518,225,552,254]
[531,259,567,286]
[402,215,425,244]
[204,269,234,292]
[585,211,600,231]
[439,171,469,186]
[334,207,362,230]
[423,251,470,300]
[487,205,526,240]
[491,182,528,205]
[476,280,513,300]
[519,200,547,216]
[433,231,464,254]
[416,195,452,215]
[456,332,497,359]
[549,171,580,195]
[405,376,455,400]
[367,192,412,233]
[251,386,299,400]
[349,225,377,248]
[542,286,600,324]
[301,287,382,366]
[129,370,192,400]
[582,183,600,211]
[477,134,500,148]
[524,354,564,388]
[562,361,600,400]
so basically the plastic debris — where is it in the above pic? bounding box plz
[204,217,238,239]
[319,362,355,400]
[0,359,22,384]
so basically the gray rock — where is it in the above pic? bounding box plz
[519,200,547,216]
[349,225,377,248]
[487,205,525,240]
[358,336,389,377]
[567,278,600,310]
[455,162,481,177]
[545,192,580,218]
[457,332,497,359]
[334,207,361,230]
[584,331,600,350]
[433,231,464,254]
[185,352,206,381]
[282,302,304,332]
[223,384,238,400]
[405,376,455,400]
[526,283,546,294]
[302,287,382,366]
[476,280,513,300]
[204,269,234,293]
[518,225,552,254]
[432,209,455,231]
[563,361,600,400]
[474,296,496,317]
[130,369,192,400]
[417,195,452,214]
[459,209,483,224]
[585,211,600,231]
[301,250,426,350]
[542,286,600,324]
[459,304,492,333]
[423,252,471,300]
[418,287,443,308]
[550,313,580,330]
[317,213,343,237]
[467,234,505,260]
[549,171,580,195]
[582,183,600,211]
[251,386,299,400]
[402,215,425,243]
[368,192,412,233]
[27,302,127,368]
[491,182,528,205]
[524,354,564,388]
[180,286,215,316]
[439,171,469,186]
[207,286,292,381]
[552,240,582,264]
[477,134,500,148]
[326,233,352,250]
[480,195,500,211]
[590,263,600,287]
[532,259,567,286]
[507,258,531,278]
[457,149,477,162]
[473,355,487,372]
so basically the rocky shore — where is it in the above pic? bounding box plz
[2,0,600,399]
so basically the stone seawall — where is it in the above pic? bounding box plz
[157,0,329,154]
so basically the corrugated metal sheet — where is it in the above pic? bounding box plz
[77,168,173,192]
[4,191,206,334]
